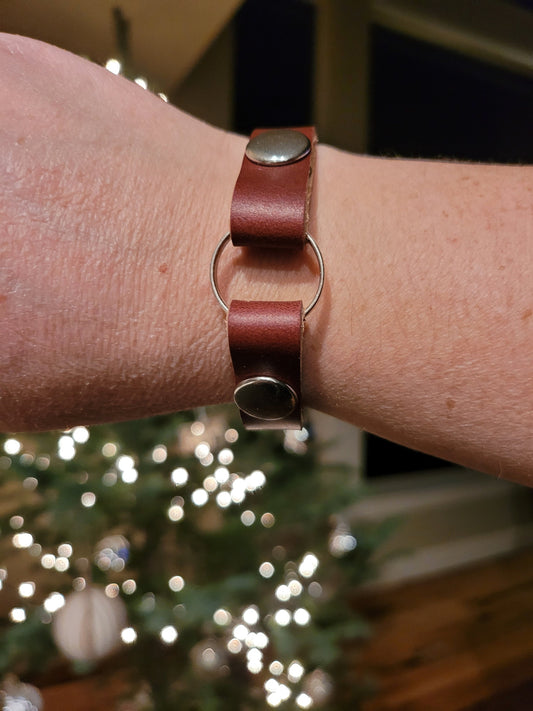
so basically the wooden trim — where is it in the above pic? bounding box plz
[372,0,533,77]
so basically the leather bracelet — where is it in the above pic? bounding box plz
[210,127,323,430]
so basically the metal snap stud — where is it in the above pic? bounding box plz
[234,376,298,420]
[245,129,311,166]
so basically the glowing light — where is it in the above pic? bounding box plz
[241,510,255,526]
[278,684,291,701]
[191,421,205,436]
[227,638,242,654]
[158,92,169,102]
[13,532,33,549]
[246,470,266,491]
[298,553,319,578]
[194,442,210,460]
[54,557,70,572]
[10,608,26,623]
[288,661,305,682]
[122,579,137,595]
[329,533,357,557]
[134,77,148,90]
[9,515,24,530]
[255,632,269,649]
[261,513,275,528]
[242,606,260,626]
[296,693,313,709]
[216,491,231,508]
[245,632,258,648]
[72,426,90,443]
[152,445,167,463]
[274,609,291,626]
[267,692,282,707]
[18,582,35,598]
[213,608,232,626]
[294,608,311,626]
[104,583,119,598]
[58,440,76,460]
[23,477,38,490]
[275,585,291,602]
[57,543,73,558]
[121,468,138,484]
[102,442,118,457]
[168,504,184,522]
[265,679,279,693]
[20,453,34,465]
[81,492,96,507]
[269,661,284,676]
[29,543,41,557]
[218,448,234,465]
[200,453,214,467]
[105,58,121,74]
[4,438,21,455]
[35,455,50,470]
[247,659,263,674]
[230,487,246,504]
[117,455,135,471]
[232,623,248,640]
[203,475,218,492]
[160,625,178,644]
[225,428,239,443]
[308,582,323,598]
[171,467,188,486]
[73,577,86,591]
[288,580,303,596]
[201,647,218,669]
[41,554,56,569]
[97,555,111,571]
[169,576,185,592]
[102,471,118,486]
[44,592,65,613]
[191,488,208,506]
[121,627,137,644]
[259,562,275,578]
[214,466,230,484]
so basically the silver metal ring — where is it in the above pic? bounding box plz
[210,232,325,317]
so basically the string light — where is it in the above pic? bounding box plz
[9,608,26,623]
[160,625,178,645]
[121,627,137,644]
[18,582,35,599]
[171,467,188,486]
[3,438,21,455]
[259,562,275,578]
[296,693,313,709]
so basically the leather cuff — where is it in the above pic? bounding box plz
[210,127,322,430]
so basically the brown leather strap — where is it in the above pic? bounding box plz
[228,300,303,430]
[231,127,317,249]
[224,126,318,430]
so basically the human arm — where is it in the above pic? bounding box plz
[1,34,532,483]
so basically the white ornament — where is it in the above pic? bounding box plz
[52,586,127,662]
[2,677,43,711]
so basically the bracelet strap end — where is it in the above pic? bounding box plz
[228,300,304,430]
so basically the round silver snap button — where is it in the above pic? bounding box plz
[234,376,298,420]
[245,129,311,166]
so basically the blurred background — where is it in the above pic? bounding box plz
[1,1,533,709]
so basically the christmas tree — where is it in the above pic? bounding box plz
[0,407,390,709]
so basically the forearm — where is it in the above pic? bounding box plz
[310,149,532,483]
[1,35,532,484]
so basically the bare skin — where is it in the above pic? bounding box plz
[0,34,532,483]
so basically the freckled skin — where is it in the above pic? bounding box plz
[0,34,532,484]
